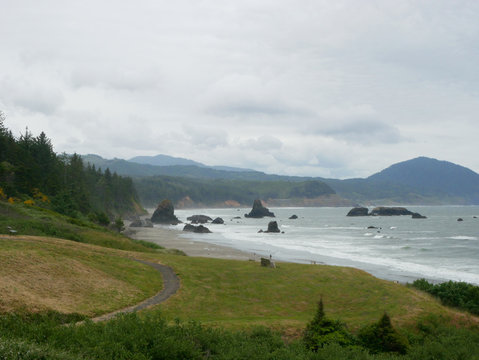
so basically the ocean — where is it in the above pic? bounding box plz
[169,206,479,285]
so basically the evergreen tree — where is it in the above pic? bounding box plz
[303,298,354,351]
[358,312,409,354]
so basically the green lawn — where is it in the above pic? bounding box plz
[144,255,477,334]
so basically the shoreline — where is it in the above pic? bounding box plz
[129,225,260,261]
[129,206,479,286]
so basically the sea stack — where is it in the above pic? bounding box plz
[244,199,275,218]
[151,199,181,225]
[265,221,281,233]
[346,207,369,216]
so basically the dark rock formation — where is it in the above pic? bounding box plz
[289,214,298,219]
[187,215,213,224]
[183,224,212,233]
[195,225,212,233]
[244,199,275,218]
[367,226,378,229]
[211,217,224,224]
[457,218,464,222]
[369,207,414,216]
[151,199,181,225]
[347,207,369,216]
[259,221,281,233]
[232,216,242,219]
[411,212,427,219]
[266,221,281,233]
[129,219,154,227]
[183,224,196,232]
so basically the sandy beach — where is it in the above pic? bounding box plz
[129,225,256,261]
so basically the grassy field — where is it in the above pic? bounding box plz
[1,233,477,335]
[140,255,478,335]
[1,200,477,336]
[0,235,163,316]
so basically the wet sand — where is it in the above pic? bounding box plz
[129,225,257,261]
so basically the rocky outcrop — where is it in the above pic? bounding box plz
[347,206,426,219]
[187,215,213,224]
[259,221,281,233]
[183,224,212,233]
[346,207,369,216]
[370,207,414,216]
[411,212,427,219]
[211,217,224,224]
[129,219,154,227]
[289,214,298,219]
[151,199,181,225]
[265,221,280,233]
[244,199,275,218]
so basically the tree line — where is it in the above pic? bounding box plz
[135,176,335,207]
[0,111,142,220]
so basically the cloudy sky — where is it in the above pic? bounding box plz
[1,0,479,178]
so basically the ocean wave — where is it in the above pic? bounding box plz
[449,236,478,241]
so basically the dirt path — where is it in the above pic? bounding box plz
[91,260,180,322]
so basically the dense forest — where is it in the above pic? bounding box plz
[134,175,336,207]
[0,111,142,219]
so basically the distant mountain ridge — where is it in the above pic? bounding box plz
[129,154,252,173]
[82,154,479,205]
[129,154,204,167]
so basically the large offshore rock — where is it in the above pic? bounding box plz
[151,199,181,225]
[182,224,212,233]
[244,199,275,218]
[346,207,369,216]
[369,207,414,216]
[187,215,213,224]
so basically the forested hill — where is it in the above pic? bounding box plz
[322,157,479,205]
[368,157,479,201]
[0,112,143,219]
[83,153,479,206]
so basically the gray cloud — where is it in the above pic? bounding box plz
[1,0,478,177]
[321,120,404,145]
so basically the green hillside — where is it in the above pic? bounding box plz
[134,176,335,207]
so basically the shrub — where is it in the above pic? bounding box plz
[358,312,409,355]
[303,298,355,351]
[412,279,479,315]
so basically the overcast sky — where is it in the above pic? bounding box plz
[1,1,479,178]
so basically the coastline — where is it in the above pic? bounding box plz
[129,225,257,261]
[128,206,479,285]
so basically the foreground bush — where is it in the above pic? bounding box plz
[303,299,355,351]
[358,313,409,355]
[1,311,479,359]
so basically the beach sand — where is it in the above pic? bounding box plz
[129,225,255,261]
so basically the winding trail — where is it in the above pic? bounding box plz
[91,260,180,322]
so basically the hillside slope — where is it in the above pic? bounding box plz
[0,235,162,316]
[368,157,479,202]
